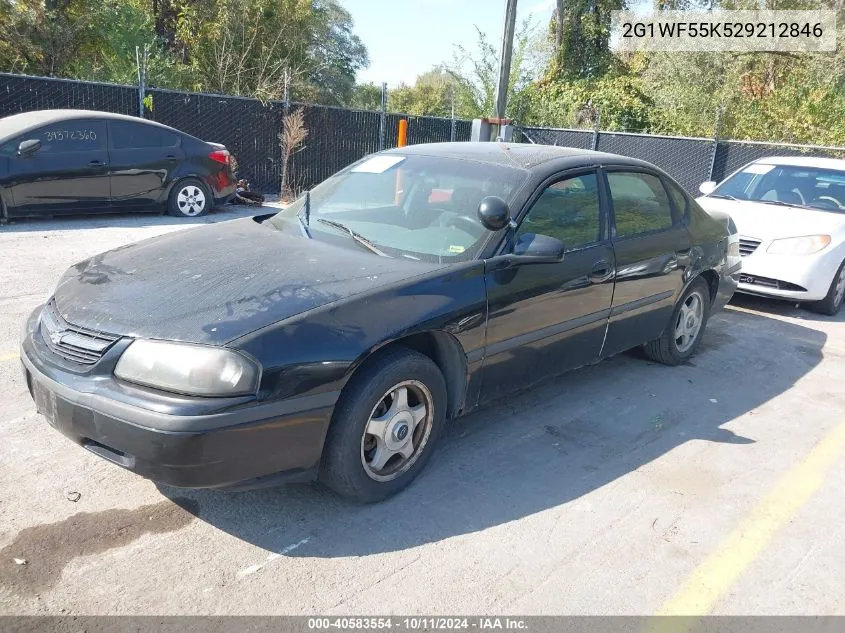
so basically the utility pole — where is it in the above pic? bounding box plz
[493,0,518,127]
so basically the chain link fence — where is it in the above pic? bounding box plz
[521,126,593,150]
[0,73,474,193]
[0,73,137,117]
[4,72,845,196]
[596,132,714,193]
[520,125,845,194]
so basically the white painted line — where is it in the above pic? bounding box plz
[237,538,310,577]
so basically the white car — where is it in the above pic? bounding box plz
[697,156,845,315]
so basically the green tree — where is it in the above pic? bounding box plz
[350,82,383,111]
[387,69,455,117]
[0,0,97,76]
[547,0,626,80]
[0,0,369,105]
[304,0,369,105]
[518,74,653,130]
[445,20,540,119]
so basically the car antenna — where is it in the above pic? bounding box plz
[305,190,311,226]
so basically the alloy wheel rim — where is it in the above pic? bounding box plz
[674,291,704,353]
[177,186,206,216]
[360,380,434,482]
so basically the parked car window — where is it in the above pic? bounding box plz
[0,138,18,156]
[517,173,602,251]
[111,121,180,149]
[29,120,107,153]
[712,163,845,212]
[271,154,528,263]
[608,171,674,237]
[665,179,688,219]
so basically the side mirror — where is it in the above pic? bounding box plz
[477,196,510,231]
[698,181,717,195]
[513,233,565,262]
[17,139,41,157]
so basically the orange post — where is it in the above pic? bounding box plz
[397,119,408,147]
[395,119,408,203]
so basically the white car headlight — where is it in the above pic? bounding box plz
[766,234,831,256]
[114,340,260,397]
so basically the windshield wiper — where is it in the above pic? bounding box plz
[709,193,739,201]
[316,218,390,257]
[757,200,807,209]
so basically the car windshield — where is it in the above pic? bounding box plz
[269,153,528,262]
[712,163,845,213]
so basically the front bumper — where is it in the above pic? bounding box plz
[21,308,337,489]
[736,242,841,301]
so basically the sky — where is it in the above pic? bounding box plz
[342,0,556,87]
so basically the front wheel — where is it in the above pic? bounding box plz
[168,179,210,217]
[808,259,845,316]
[643,277,711,366]
[319,347,447,503]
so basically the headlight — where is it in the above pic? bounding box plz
[114,340,260,396]
[766,235,831,255]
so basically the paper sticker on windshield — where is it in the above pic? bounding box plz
[352,156,405,173]
[743,164,775,175]
[448,245,465,254]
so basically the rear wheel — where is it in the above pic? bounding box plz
[319,347,447,503]
[168,179,210,217]
[808,259,845,316]
[643,277,711,366]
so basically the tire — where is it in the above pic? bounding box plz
[643,277,711,366]
[319,346,447,503]
[167,178,211,217]
[808,259,845,316]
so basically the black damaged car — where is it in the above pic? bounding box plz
[21,143,740,502]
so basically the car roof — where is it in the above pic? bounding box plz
[0,109,182,143]
[752,155,845,170]
[384,142,646,171]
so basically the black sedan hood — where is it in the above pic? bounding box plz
[54,217,443,344]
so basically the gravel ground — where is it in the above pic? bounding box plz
[1,206,844,616]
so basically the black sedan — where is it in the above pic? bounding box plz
[0,109,236,220]
[20,143,740,502]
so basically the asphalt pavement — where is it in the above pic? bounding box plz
[1,206,843,615]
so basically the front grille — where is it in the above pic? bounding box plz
[738,274,807,293]
[738,237,762,257]
[40,301,120,365]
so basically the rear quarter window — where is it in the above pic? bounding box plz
[664,179,689,222]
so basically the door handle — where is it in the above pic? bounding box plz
[87,160,105,168]
[589,260,614,283]
[165,155,178,162]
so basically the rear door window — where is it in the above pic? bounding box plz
[607,171,675,238]
[110,121,180,150]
